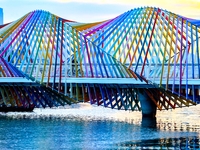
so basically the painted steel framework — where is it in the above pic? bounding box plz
[0,7,199,110]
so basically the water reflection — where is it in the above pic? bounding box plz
[117,137,200,149]
[141,116,157,128]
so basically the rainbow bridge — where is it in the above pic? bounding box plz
[0,7,200,117]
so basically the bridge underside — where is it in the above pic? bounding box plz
[0,82,196,111]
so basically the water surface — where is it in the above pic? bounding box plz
[0,105,199,149]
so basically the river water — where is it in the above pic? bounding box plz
[0,103,199,149]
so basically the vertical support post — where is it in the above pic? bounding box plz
[138,90,157,118]
[138,90,157,127]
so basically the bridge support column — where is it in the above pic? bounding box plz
[138,90,157,127]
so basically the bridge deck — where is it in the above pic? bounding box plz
[0,77,200,85]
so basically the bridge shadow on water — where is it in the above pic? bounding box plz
[117,137,200,149]
[116,117,200,149]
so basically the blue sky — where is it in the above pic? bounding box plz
[0,0,200,23]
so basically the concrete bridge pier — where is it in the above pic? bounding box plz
[138,90,157,127]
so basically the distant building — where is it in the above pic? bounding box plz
[0,8,3,25]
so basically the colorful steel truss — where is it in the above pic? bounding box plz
[0,7,199,110]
